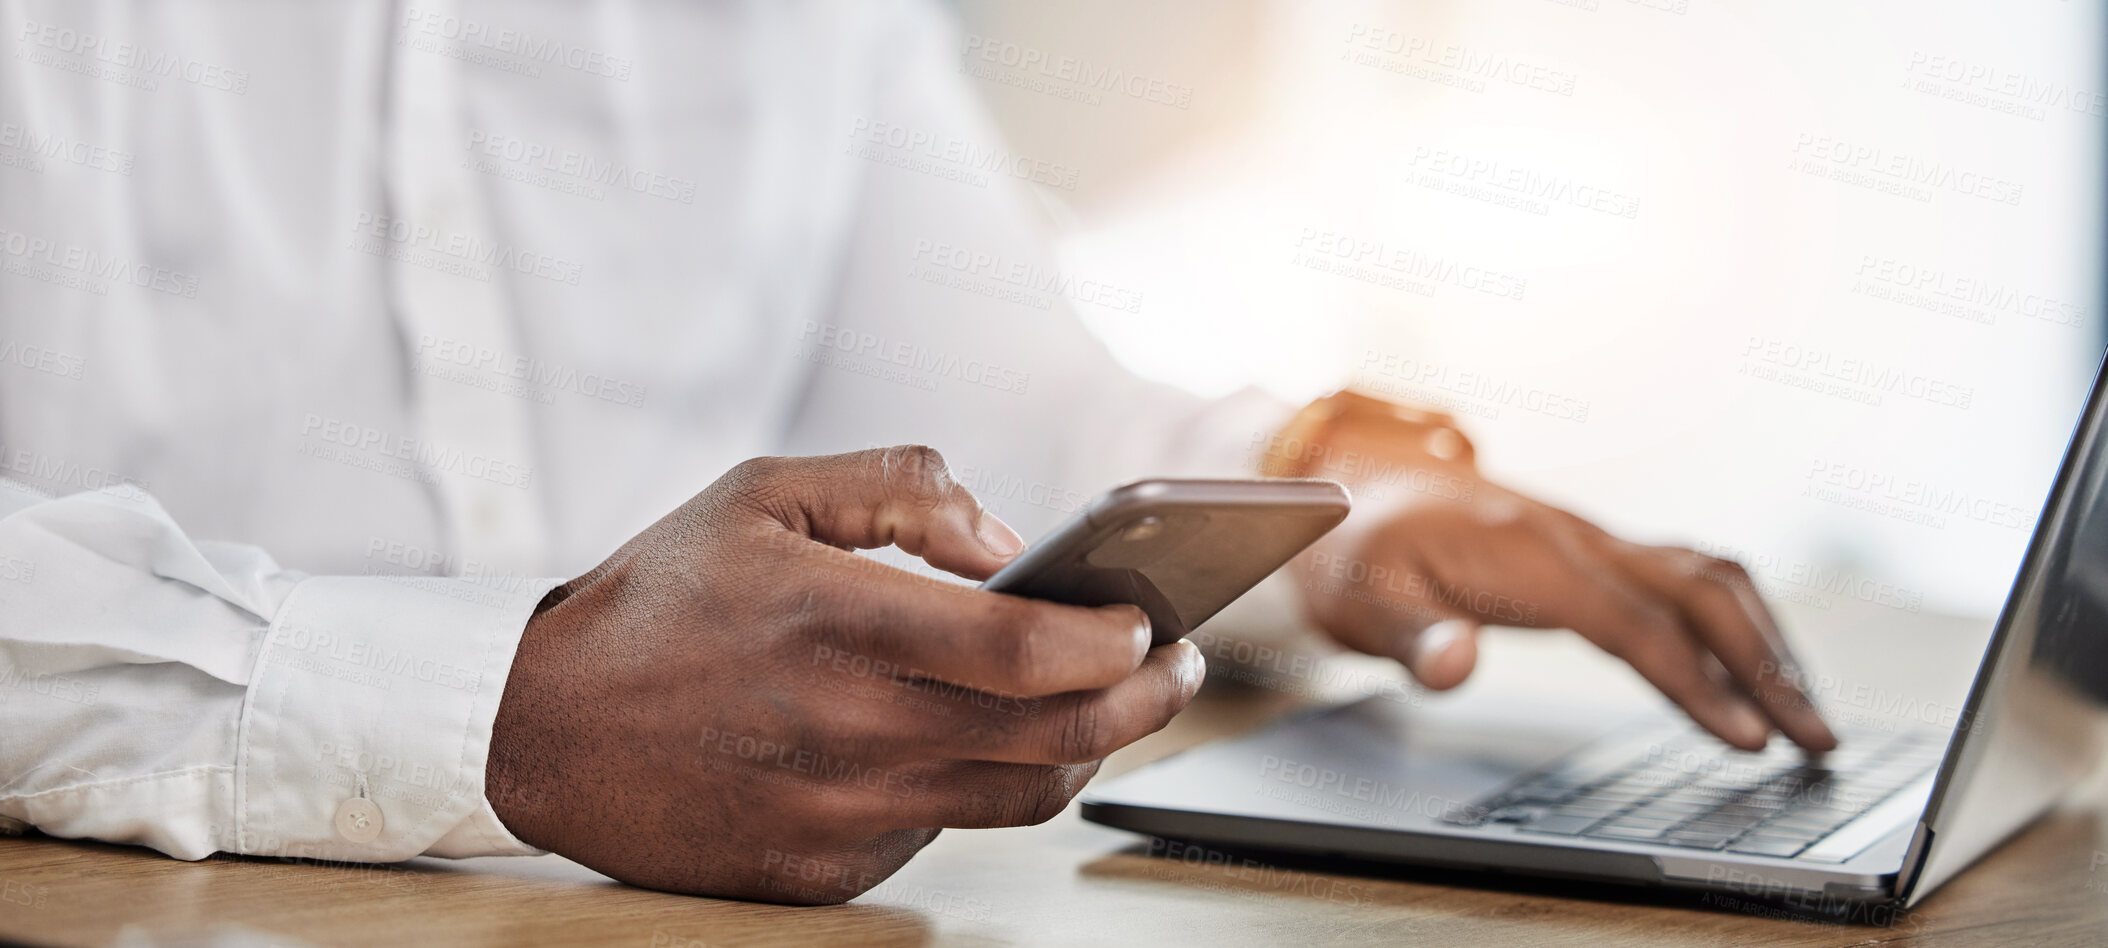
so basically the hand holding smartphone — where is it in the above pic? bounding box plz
[981,478,1351,647]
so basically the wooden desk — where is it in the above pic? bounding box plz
[2,679,2103,947]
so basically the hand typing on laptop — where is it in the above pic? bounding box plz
[1266,392,1839,754]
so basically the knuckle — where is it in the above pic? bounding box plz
[1636,605,1687,641]
[1683,572,1762,627]
[890,443,947,471]
[1626,641,1684,678]
[1018,765,1086,825]
[783,586,831,639]
[990,599,1054,692]
[1603,613,1684,668]
[1689,553,1750,587]
[1160,670,1195,720]
[799,697,882,759]
[877,444,957,506]
[1051,701,1115,763]
[724,455,786,489]
[718,456,800,512]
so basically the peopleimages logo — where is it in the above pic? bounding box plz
[415,332,648,408]
[908,238,1145,314]
[959,34,1194,109]
[463,130,695,204]
[797,321,1031,396]
[398,9,633,80]
[1739,336,1974,410]
[1292,227,1528,301]
[348,213,583,286]
[846,117,1081,192]
[297,414,535,489]
[1358,349,1592,423]
[1852,255,2086,327]
[15,20,249,93]
[1405,145,1640,220]
[1804,458,2029,531]
[0,122,134,174]
[1904,51,2108,122]
[0,341,85,381]
[1790,133,2024,207]
[0,227,200,298]
[1343,23,1579,97]
[0,880,48,910]
[272,625,482,693]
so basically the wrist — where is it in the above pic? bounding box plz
[1258,389,1479,486]
[483,586,571,852]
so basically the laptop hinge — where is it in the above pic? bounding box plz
[1891,821,1935,903]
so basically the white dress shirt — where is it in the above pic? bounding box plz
[0,0,1287,864]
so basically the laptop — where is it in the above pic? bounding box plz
[1080,355,2108,913]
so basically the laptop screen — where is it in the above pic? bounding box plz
[1903,14,2108,904]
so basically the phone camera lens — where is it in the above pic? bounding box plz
[1121,516,1165,542]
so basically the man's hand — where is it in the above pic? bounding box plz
[1296,476,1836,752]
[1273,394,1836,753]
[485,446,1203,903]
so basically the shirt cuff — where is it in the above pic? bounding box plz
[236,573,563,861]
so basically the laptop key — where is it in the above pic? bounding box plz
[1604,815,1680,831]
[1729,836,1811,858]
[1440,805,1494,826]
[1662,830,1738,850]
[1747,822,1828,843]
[1709,803,1773,823]
[1662,788,1737,807]
[1517,814,1603,836]
[1583,789,1657,805]
[1628,801,1712,819]
[1505,781,1582,802]
[1676,820,1746,836]
[1587,823,1671,842]
[1796,806,1864,827]
[1762,817,1841,837]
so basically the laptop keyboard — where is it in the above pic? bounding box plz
[1443,726,1946,859]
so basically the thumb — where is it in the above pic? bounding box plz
[1298,552,1482,688]
[1392,614,1481,690]
[738,445,1024,580]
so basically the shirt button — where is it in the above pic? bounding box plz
[334,797,385,843]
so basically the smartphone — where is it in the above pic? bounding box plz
[980,478,1352,647]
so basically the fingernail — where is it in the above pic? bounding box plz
[1180,641,1207,696]
[1123,605,1153,660]
[1405,619,1470,676]
[1725,702,1771,749]
[977,510,1024,557]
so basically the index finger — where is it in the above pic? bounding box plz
[1532,552,1779,751]
[799,543,1154,698]
[1611,544,1839,752]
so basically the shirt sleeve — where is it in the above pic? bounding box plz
[776,0,1297,545]
[0,478,561,862]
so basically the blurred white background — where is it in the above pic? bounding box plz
[952,0,2107,618]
